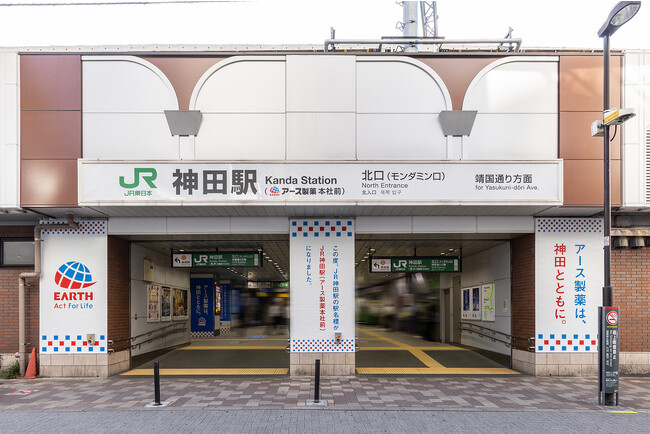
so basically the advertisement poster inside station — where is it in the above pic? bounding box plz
[461,286,482,320]
[190,277,214,335]
[147,284,160,322]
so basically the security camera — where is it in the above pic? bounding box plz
[591,120,604,137]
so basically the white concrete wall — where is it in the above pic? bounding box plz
[622,50,650,208]
[458,242,512,355]
[82,56,180,160]
[130,244,191,356]
[463,57,558,161]
[0,51,19,210]
[83,55,557,163]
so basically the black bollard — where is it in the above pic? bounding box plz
[314,359,320,403]
[153,361,161,406]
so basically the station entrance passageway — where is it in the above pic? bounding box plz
[120,233,519,376]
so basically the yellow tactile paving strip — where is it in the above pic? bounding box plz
[122,368,288,376]
[356,327,519,375]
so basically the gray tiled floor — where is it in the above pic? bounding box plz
[2,376,650,411]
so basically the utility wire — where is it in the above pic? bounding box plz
[0,0,245,6]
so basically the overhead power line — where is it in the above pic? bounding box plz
[0,0,245,6]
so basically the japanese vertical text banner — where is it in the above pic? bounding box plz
[289,219,355,352]
[39,220,108,354]
[190,277,214,337]
[535,218,603,352]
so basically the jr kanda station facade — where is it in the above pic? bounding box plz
[1,43,650,379]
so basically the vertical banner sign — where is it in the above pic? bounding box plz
[190,277,214,337]
[290,219,355,352]
[535,218,603,352]
[39,220,108,354]
[220,284,231,322]
[599,306,620,399]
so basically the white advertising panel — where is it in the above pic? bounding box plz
[535,218,603,352]
[482,283,495,322]
[289,219,355,352]
[79,161,562,205]
[39,220,108,354]
[461,286,482,320]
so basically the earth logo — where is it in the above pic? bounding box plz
[269,186,280,196]
[54,261,96,289]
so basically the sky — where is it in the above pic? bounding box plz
[0,0,648,50]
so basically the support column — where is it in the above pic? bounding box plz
[289,219,356,376]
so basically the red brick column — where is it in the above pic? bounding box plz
[511,234,535,347]
[107,236,130,351]
[612,248,650,352]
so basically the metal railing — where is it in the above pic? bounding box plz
[107,322,187,353]
[460,322,534,351]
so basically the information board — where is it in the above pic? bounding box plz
[370,257,460,273]
[172,252,261,268]
[599,306,619,398]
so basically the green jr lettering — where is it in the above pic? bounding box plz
[119,168,157,189]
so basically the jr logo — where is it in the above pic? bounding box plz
[195,255,208,265]
[119,168,158,189]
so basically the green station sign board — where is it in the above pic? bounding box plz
[370,256,461,273]
[172,252,262,268]
[193,252,261,267]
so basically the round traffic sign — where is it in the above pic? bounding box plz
[606,311,618,326]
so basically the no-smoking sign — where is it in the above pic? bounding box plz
[606,311,618,326]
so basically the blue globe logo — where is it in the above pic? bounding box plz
[54,261,96,289]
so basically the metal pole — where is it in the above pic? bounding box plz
[603,34,612,308]
[402,1,419,53]
[314,359,320,403]
[153,361,161,406]
[601,33,615,407]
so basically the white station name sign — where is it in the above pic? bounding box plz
[79,161,562,205]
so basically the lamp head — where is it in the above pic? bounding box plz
[598,1,641,37]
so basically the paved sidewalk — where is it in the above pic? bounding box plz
[2,408,650,434]
[2,375,650,411]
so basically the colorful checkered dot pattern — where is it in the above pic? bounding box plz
[536,218,602,233]
[41,220,107,236]
[291,339,355,352]
[290,220,354,238]
[536,333,598,352]
[41,334,106,353]
[191,331,214,338]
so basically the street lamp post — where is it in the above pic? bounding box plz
[596,0,641,407]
